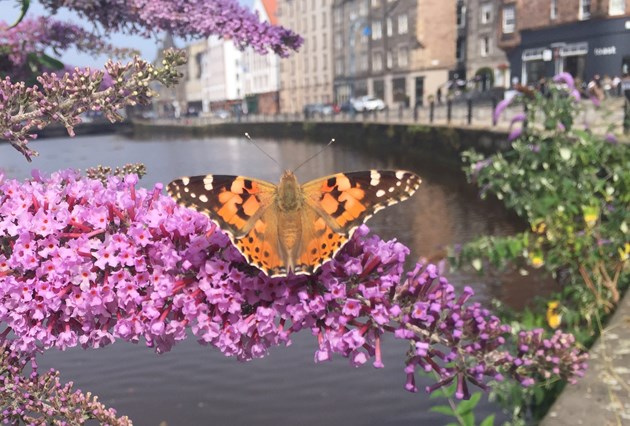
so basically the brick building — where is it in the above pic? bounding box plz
[465,0,510,90]
[498,0,630,85]
[277,0,334,114]
[331,0,457,108]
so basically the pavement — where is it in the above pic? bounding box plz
[541,289,630,425]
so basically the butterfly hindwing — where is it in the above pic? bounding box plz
[166,175,276,238]
[293,204,350,275]
[301,170,422,236]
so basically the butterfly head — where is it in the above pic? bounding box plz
[278,170,301,211]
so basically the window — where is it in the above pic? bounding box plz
[371,0,379,8]
[334,8,342,25]
[480,3,492,24]
[398,46,408,67]
[334,33,342,50]
[322,32,327,48]
[386,18,393,36]
[372,21,382,40]
[457,3,466,27]
[312,35,317,51]
[195,52,203,78]
[372,51,383,72]
[323,54,327,70]
[398,14,408,34]
[480,36,490,57]
[359,0,368,16]
[550,0,558,19]
[322,11,327,27]
[386,51,393,69]
[360,53,368,71]
[456,36,465,61]
[579,0,591,20]
[312,15,316,31]
[502,5,515,33]
[609,0,625,15]
[335,58,344,76]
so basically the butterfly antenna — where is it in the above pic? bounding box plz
[244,133,281,169]
[293,139,336,173]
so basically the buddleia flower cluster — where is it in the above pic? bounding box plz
[39,0,303,56]
[0,341,132,424]
[0,49,186,161]
[0,169,587,422]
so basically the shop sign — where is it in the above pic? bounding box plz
[593,46,617,56]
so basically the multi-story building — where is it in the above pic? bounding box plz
[242,0,281,114]
[332,0,457,108]
[153,33,187,118]
[277,0,334,113]
[498,0,630,86]
[465,0,510,90]
[184,40,208,115]
[202,36,244,111]
[183,37,244,115]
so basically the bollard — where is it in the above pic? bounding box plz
[447,100,452,124]
[467,99,473,125]
[429,101,435,123]
[624,99,630,134]
[398,104,403,121]
[413,105,418,121]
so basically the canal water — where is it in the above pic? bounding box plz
[0,133,539,425]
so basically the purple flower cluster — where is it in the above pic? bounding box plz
[1,49,186,161]
[0,170,587,400]
[0,341,131,424]
[40,0,303,56]
[0,17,137,79]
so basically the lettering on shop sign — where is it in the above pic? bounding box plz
[594,46,617,56]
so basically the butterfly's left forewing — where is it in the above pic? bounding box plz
[167,175,276,238]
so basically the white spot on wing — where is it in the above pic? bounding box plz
[370,170,381,186]
[203,176,214,190]
[181,177,190,185]
[395,171,406,180]
[199,194,208,202]
[376,189,386,197]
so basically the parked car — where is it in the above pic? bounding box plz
[212,109,231,119]
[350,96,386,112]
[303,103,335,118]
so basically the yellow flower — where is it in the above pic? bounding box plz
[582,206,599,228]
[619,243,630,261]
[531,219,546,234]
[530,254,544,268]
[546,301,562,329]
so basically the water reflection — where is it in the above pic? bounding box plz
[0,133,533,425]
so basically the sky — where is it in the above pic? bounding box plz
[5,0,254,67]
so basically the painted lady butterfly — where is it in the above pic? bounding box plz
[167,170,421,277]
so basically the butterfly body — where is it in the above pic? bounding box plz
[167,169,421,277]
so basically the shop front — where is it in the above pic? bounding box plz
[507,16,630,86]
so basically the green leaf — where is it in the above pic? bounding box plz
[37,53,65,71]
[480,414,495,426]
[10,0,30,28]
[430,405,455,416]
[456,392,481,416]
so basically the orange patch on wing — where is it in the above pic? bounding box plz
[242,196,260,216]
[343,187,365,200]
[321,193,339,214]
[230,179,245,194]
[218,191,240,204]
[314,217,327,230]
[254,219,267,233]
[335,175,351,191]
